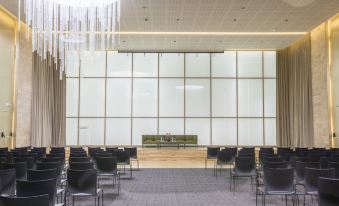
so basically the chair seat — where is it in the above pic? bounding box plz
[257,187,295,195]
[231,170,256,177]
[68,189,102,196]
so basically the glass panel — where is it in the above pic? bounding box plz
[212,118,237,145]
[65,50,79,77]
[264,79,276,117]
[238,51,262,77]
[265,118,276,146]
[80,79,105,117]
[159,118,184,135]
[185,79,210,117]
[133,53,158,77]
[80,51,106,77]
[106,118,131,145]
[133,79,157,117]
[66,118,78,145]
[185,53,210,77]
[238,79,263,117]
[238,118,263,146]
[159,53,184,77]
[79,118,104,145]
[132,118,157,145]
[264,51,276,77]
[212,79,236,117]
[106,79,131,117]
[66,78,78,117]
[185,118,210,145]
[211,52,236,77]
[107,52,132,77]
[159,79,184,117]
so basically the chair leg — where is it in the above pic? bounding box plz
[72,196,75,206]
[130,164,133,179]
[205,158,207,170]
[102,190,104,206]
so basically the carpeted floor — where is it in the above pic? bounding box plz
[71,168,317,206]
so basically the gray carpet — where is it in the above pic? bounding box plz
[71,169,317,206]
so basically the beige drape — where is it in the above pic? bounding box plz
[277,34,314,148]
[31,52,66,147]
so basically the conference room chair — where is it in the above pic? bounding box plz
[66,169,103,206]
[36,162,64,186]
[95,157,120,195]
[117,150,132,179]
[70,147,85,153]
[69,152,87,158]
[0,148,8,154]
[296,167,335,206]
[106,147,119,157]
[2,162,27,180]
[290,157,309,168]
[0,194,50,206]
[256,167,296,206]
[262,161,288,169]
[205,147,220,169]
[230,157,256,192]
[88,147,103,158]
[327,161,339,178]
[0,169,15,197]
[16,178,61,206]
[124,147,139,170]
[295,161,320,185]
[318,177,339,206]
[68,157,91,163]
[13,157,35,169]
[214,149,234,179]
[94,152,113,158]
[50,147,65,154]
[69,161,94,170]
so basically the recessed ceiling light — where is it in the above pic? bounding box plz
[233,18,237,22]
[144,18,149,22]
[176,18,180,21]
[284,18,288,22]
[173,40,177,43]
[141,6,147,9]
[241,6,246,10]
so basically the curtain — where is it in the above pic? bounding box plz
[31,52,66,147]
[277,34,314,148]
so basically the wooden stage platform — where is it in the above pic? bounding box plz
[136,147,212,168]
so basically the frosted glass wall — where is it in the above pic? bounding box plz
[66,51,276,146]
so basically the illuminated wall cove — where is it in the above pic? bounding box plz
[65,51,276,146]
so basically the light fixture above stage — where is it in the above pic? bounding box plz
[23,0,121,74]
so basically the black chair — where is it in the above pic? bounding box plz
[295,161,320,184]
[50,147,65,154]
[95,157,120,195]
[117,150,132,179]
[0,194,49,206]
[27,169,58,181]
[40,157,63,163]
[0,169,15,197]
[16,179,58,206]
[69,153,87,158]
[327,161,339,178]
[36,162,63,186]
[230,157,256,192]
[124,147,139,170]
[214,150,233,179]
[66,169,103,206]
[69,162,94,170]
[205,147,220,169]
[298,168,335,206]
[2,162,27,180]
[318,177,339,206]
[262,161,288,169]
[69,157,91,163]
[13,157,34,169]
[257,167,295,206]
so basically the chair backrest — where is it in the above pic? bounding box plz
[0,194,49,206]
[95,157,117,173]
[124,147,137,158]
[2,162,27,180]
[13,157,34,169]
[262,161,287,169]
[318,177,339,206]
[67,169,97,195]
[240,147,255,154]
[217,150,233,163]
[264,167,294,193]
[16,179,57,206]
[0,169,16,196]
[260,147,274,155]
[262,157,283,163]
[206,147,220,158]
[40,157,63,163]
[50,147,65,153]
[117,150,130,164]
[88,147,103,157]
[70,152,87,158]
[69,161,94,170]
[234,157,255,174]
[70,147,85,153]
[304,167,335,194]
[295,161,320,183]
[27,169,58,181]
[69,157,91,163]
[36,162,62,177]
[94,152,113,158]
[328,161,339,178]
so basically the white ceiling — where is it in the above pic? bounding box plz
[1,0,339,51]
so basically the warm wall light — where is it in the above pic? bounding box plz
[0,6,16,29]
[115,31,307,36]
